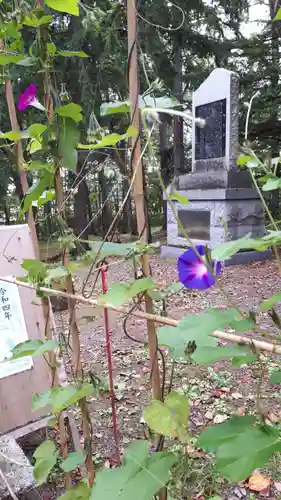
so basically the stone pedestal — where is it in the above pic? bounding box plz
[161,187,270,264]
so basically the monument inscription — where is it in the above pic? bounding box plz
[178,209,210,240]
[195,98,226,160]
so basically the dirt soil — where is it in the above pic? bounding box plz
[53,256,281,500]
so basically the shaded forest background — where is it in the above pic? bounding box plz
[1,0,280,243]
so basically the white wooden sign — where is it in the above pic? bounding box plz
[0,280,33,380]
[0,224,51,435]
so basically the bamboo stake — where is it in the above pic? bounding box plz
[3,66,39,258]
[126,17,167,499]
[1,36,73,490]
[127,0,162,402]
[101,264,120,464]
[51,98,95,487]
[34,0,94,483]
[2,275,281,356]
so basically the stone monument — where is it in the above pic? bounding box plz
[161,68,269,264]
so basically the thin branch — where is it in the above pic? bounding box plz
[1,276,281,356]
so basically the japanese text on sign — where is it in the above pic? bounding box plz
[0,280,32,379]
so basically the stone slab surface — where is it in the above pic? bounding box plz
[227,249,272,266]
[164,188,261,201]
[160,245,271,266]
[0,435,36,499]
[177,170,253,190]
[166,197,266,250]
[192,69,239,172]
[161,246,185,259]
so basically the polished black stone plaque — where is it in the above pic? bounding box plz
[195,98,226,160]
[178,210,210,240]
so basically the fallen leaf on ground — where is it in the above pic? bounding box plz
[141,367,150,373]
[274,481,281,492]
[214,414,228,424]
[234,486,246,498]
[231,392,243,400]
[248,473,271,494]
[215,477,225,484]
[192,415,204,427]
[186,445,205,458]
[205,410,214,421]
[265,411,279,424]
[213,390,222,397]
[236,406,246,416]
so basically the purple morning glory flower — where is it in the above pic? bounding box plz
[18,84,45,112]
[177,245,221,290]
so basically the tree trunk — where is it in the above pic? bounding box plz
[268,0,281,218]
[86,182,93,234]
[114,143,137,234]
[173,33,184,176]
[3,200,10,225]
[44,201,52,238]
[99,170,113,236]
[10,168,23,201]
[142,163,152,243]
[159,116,170,230]
[73,156,90,249]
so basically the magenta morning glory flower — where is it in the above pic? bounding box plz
[178,245,221,290]
[18,84,45,112]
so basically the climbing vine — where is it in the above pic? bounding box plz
[1,1,281,499]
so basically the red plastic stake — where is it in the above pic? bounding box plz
[101,263,121,464]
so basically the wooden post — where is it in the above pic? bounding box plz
[4,53,72,491]
[101,263,120,464]
[1,23,73,490]
[34,0,95,484]
[44,86,95,487]
[126,0,161,401]
[3,77,39,259]
[126,6,166,498]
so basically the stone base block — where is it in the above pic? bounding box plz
[166,189,266,250]
[176,170,253,191]
[160,245,272,266]
[165,187,260,201]
[0,436,37,499]
[226,249,272,266]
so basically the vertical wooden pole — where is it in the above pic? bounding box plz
[4,81,40,259]
[1,38,74,489]
[34,0,95,484]
[44,75,95,488]
[53,121,95,485]
[126,0,161,401]
[100,263,120,464]
[126,6,167,498]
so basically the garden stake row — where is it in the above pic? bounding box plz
[100,262,121,464]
